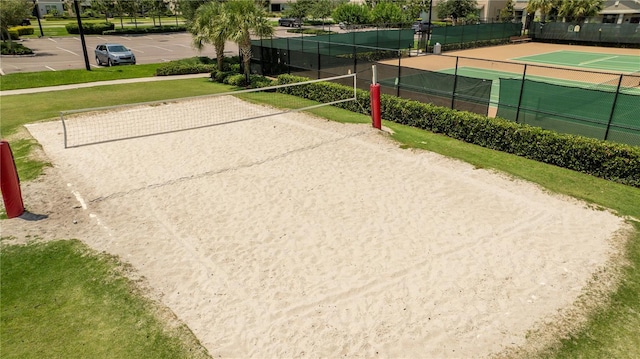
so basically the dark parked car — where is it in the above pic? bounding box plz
[278,17,302,27]
[21,19,31,26]
[411,21,438,33]
[412,21,430,33]
[94,43,136,66]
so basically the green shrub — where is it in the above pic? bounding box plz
[306,20,336,26]
[211,70,235,83]
[81,10,98,18]
[251,75,275,88]
[65,22,115,35]
[427,38,510,52]
[275,74,640,187]
[102,25,187,35]
[1,42,34,55]
[286,28,335,35]
[338,49,404,62]
[155,57,216,76]
[224,74,247,86]
[6,29,20,40]
[9,26,34,36]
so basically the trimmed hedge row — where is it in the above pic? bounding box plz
[65,22,114,35]
[103,25,187,35]
[286,28,334,35]
[427,38,511,52]
[275,74,640,187]
[9,26,34,37]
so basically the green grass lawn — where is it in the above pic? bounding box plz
[0,240,209,359]
[1,72,639,358]
[0,64,163,91]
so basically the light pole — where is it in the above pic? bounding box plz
[32,0,44,37]
[426,0,433,52]
[73,0,91,71]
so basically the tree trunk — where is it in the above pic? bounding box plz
[215,40,225,70]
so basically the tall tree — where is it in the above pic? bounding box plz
[499,0,515,22]
[190,0,227,69]
[145,0,169,26]
[332,3,372,26]
[0,0,31,47]
[284,0,313,22]
[177,0,212,25]
[218,0,273,78]
[402,0,431,21]
[558,0,604,23]
[309,0,334,29]
[526,0,556,22]
[370,1,411,27]
[91,0,117,23]
[436,0,477,25]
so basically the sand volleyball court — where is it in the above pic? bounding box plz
[13,95,627,358]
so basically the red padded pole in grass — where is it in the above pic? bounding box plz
[0,140,25,218]
[370,84,381,130]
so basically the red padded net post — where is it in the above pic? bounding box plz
[1,140,25,218]
[370,84,381,130]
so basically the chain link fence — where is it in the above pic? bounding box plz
[251,31,640,147]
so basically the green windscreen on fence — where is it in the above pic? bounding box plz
[497,78,616,139]
[609,92,640,146]
[378,69,492,115]
[430,23,521,45]
[530,23,640,45]
[251,29,414,53]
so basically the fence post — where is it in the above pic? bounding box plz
[353,44,357,75]
[444,25,448,47]
[317,42,321,79]
[287,38,291,74]
[475,24,479,43]
[461,24,465,45]
[489,23,493,41]
[397,51,402,97]
[604,74,624,141]
[515,64,528,124]
[451,56,459,109]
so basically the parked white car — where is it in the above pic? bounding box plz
[94,43,136,66]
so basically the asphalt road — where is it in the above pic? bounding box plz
[0,32,234,75]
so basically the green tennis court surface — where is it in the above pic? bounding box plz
[512,50,640,73]
[438,67,640,103]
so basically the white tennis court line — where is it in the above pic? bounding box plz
[507,50,564,62]
[579,55,618,66]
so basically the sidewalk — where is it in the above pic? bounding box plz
[0,73,210,96]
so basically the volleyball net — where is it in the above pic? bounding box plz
[60,73,357,148]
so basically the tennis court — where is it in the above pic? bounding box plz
[437,66,640,103]
[512,50,640,73]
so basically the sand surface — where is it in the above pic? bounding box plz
[3,95,627,358]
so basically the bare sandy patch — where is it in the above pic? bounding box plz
[3,96,628,358]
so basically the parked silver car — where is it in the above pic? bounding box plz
[94,43,136,66]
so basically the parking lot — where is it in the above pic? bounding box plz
[0,32,228,74]
[0,25,402,75]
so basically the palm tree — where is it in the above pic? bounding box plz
[219,0,273,79]
[190,1,227,70]
[526,0,556,22]
[558,0,604,23]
